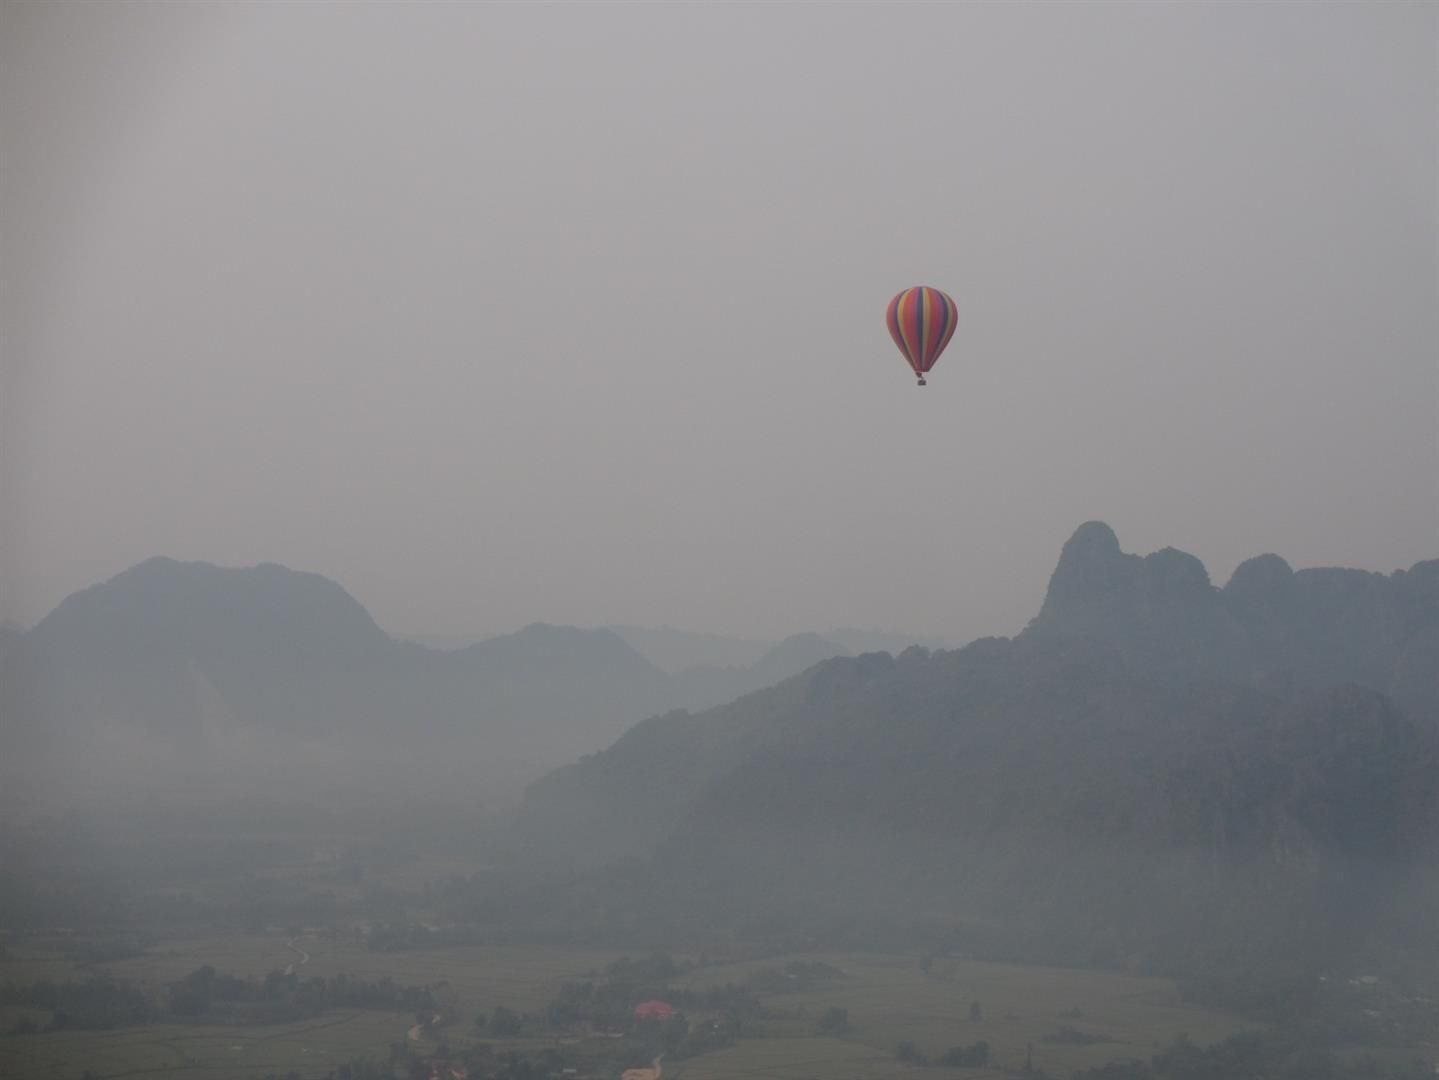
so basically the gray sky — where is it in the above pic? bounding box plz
[3,0,1435,644]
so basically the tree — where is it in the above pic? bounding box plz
[938,1041,990,1067]
[816,1007,849,1035]
[489,1005,523,1036]
[895,1041,927,1065]
[10,1015,38,1036]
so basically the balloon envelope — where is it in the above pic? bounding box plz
[886,286,957,382]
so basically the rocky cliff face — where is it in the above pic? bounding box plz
[515,523,1439,971]
[1027,522,1439,719]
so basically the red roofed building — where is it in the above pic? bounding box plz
[633,1000,677,1021]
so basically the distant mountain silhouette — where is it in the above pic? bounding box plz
[612,625,944,711]
[0,623,41,757]
[670,632,852,711]
[1028,520,1439,717]
[3,558,901,802]
[9,558,670,800]
[517,523,1439,973]
[607,625,775,673]
[608,624,944,678]
[823,626,948,657]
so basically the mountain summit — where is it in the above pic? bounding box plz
[1027,522,1438,716]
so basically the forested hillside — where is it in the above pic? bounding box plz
[517,524,1439,976]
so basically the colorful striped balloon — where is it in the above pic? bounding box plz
[886,286,958,386]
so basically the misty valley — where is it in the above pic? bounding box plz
[7,0,1435,1075]
[2,523,1437,1080]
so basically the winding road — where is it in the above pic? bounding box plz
[282,938,310,977]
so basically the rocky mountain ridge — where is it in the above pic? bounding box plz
[514,523,1439,971]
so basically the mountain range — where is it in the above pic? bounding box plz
[0,557,927,803]
[514,523,1439,973]
[7,523,1437,974]
[604,625,949,674]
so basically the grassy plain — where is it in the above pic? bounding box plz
[673,951,1249,1079]
[0,1009,407,1080]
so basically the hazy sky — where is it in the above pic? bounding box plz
[3,1,1435,643]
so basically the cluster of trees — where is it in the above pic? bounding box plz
[1181,968,1439,1050]
[1,966,437,1034]
[166,965,436,1023]
[468,1001,533,1037]
[1043,1026,1115,1045]
[467,950,793,1068]
[544,979,656,1031]
[1071,1031,1433,1080]
[539,950,763,1035]
[1,974,153,1032]
[318,1040,639,1080]
[538,975,752,1060]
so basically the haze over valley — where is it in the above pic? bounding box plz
[3,522,1438,1078]
[3,2,1436,1078]
[1,554,932,804]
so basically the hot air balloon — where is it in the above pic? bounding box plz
[886,286,957,386]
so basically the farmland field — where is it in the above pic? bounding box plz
[1,934,1258,1080]
[0,1010,408,1080]
[671,951,1250,1079]
[3,798,1433,1080]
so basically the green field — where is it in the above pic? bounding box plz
[0,934,1263,1080]
[103,937,629,1016]
[0,1011,408,1080]
[671,951,1249,1079]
